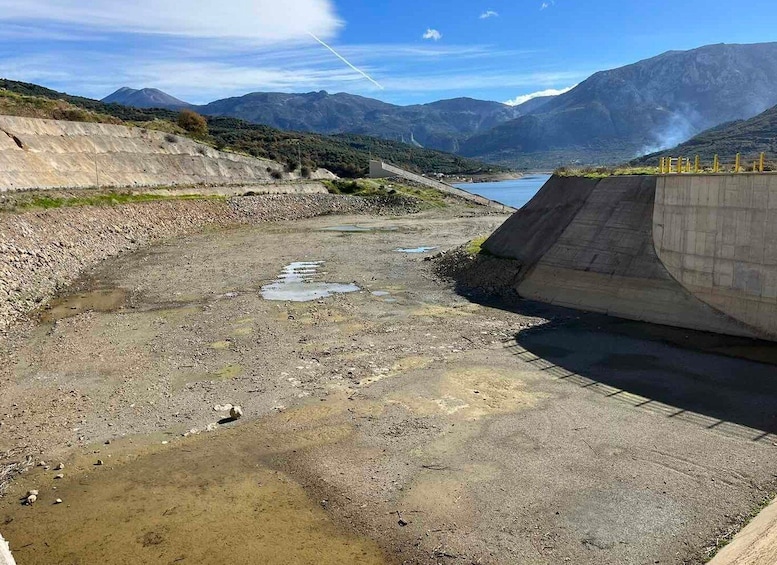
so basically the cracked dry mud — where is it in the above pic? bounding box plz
[2,207,777,564]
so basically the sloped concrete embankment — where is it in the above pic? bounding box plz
[480,174,774,339]
[0,115,285,191]
[0,193,417,336]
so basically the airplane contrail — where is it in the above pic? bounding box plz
[307,32,384,90]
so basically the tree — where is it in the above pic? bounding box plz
[177,109,208,138]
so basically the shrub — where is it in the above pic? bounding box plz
[270,170,283,180]
[300,165,311,178]
[165,133,177,143]
[177,109,208,138]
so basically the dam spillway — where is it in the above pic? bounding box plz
[484,173,777,341]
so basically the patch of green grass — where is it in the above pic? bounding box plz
[554,166,660,178]
[7,191,223,212]
[465,235,490,255]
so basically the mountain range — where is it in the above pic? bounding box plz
[98,41,777,169]
[102,87,191,110]
[459,42,777,167]
[102,89,539,153]
[1,78,502,178]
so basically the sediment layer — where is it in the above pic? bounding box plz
[0,193,416,335]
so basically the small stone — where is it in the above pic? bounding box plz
[54,463,64,470]
[54,474,64,479]
[229,406,243,420]
[25,494,37,505]
[105,440,111,445]
[27,490,39,497]
[37,461,46,467]
[95,460,104,466]
[54,498,63,504]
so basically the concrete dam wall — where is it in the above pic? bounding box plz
[484,173,777,340]
[0,116,289,191]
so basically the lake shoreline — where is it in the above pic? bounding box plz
[453,174,551,209]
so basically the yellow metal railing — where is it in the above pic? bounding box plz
[660,152,768,174]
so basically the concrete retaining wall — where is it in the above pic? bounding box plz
[0,116,286,191]
[483,173,777,340]
[654,174,777,338]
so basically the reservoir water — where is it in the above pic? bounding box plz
[454,174,551,209]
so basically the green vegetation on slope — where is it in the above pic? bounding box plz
[322,178,447,207]
[632,104,777,169]
[0,79,506,178]
[554,165,660,178]
[0,89,121,124]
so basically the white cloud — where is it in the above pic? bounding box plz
[479,10,498,19]
[422,28,442,41]
[540,1,555,9]
[504,85,576,106]
[0,0,341,43]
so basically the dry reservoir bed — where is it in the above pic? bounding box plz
[2,208,777,564]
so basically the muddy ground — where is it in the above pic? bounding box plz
[2,205,777,564]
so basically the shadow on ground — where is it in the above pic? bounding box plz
[462,289,777,443]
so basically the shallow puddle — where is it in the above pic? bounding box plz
[261,262,360,302]
[38,287,127,323]
[1,424,388,565]
[395,246,438,254]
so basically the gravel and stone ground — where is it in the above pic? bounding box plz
[2,205,777,564]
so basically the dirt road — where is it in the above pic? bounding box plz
[2,207,777,564]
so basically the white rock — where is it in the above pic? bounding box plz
[26,490,39,497]
[229,406,243,420]
[0,531,15,565]
[54,463,64,470]
[25,494,37,505]
[54,474,64,479]
[54,498,63,504]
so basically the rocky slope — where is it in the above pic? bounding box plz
[0,115,286,191]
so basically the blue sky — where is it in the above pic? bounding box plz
[1,0,776,106]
